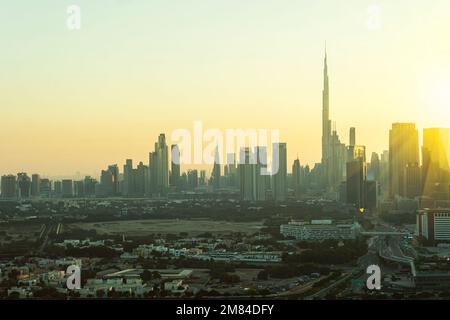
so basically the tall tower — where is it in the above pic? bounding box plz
[211,145,221,190]
[422,128,450,199]
[349,127,356,147]
[170,144,181,188]
[389,123,419,198]
[149,134,169,196]
[322,48,331,188]
[273,142,287,201]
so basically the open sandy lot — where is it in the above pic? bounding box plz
[67,219,264,236]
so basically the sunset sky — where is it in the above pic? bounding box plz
[1,0,450,178]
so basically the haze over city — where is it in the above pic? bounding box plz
[1,0,450,176]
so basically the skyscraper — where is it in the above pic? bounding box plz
[74,180,85,197]
[224,153,238,189]
[239,147,256,201]
[187,169,199,190]
[422,128,450,199]
[273,142,287,201]
[170,144,181,188]
[17,173,31,198]
[99,165,118,197]
[368,152,380,183]
[379,150,390,198]
[211,145,221,190]
[389,123,420,198]
[39,178,51,198]
[83,176,97,197]
[53,181,62,197]
[321,49,345,192]
[31,174,40,197]
[136,162,149,197]
[404,162,421,199]
[123,159,134,197]
[321,49,331,188]
[255,146,268,201]
[292,158,301,200]
[108,165,120,196]
[349,127,356,147]
[61,179,74,198]
[1,175,17,199]
[149,134,169,196]
[346,146,367,208]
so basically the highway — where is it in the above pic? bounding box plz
[37,222,57,254]
[306,235,380,299]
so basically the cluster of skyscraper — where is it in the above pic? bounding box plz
[318,50,450,210]
[1,50,449,207]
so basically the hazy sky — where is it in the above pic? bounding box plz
[1,0,450,177]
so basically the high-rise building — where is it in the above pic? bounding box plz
[255,146,268,201]
[1,175,17,199]
[379,150,389,197]
[53,181,62,197]
[136,161,149,196]
[322,49,331,188]
[170,144,181,188]
[61,179,74,198]
[123,159,134,197]
[210,145,221,190]
[364,180,378,210]
[224,153,238,189]
[84,176,97,197]
[39,178,51,198]
[31,174,40,197]
[74,180,84,197]
[368,152,380,183]
[273,142,287,201]
[17,173,31,198]
[349,127,356,147]
[321,50,345,192]
[149,134,169,196]
[389,123,420,199]
[404,162,421,199]
[187,170,198,190]
[422,128,450,200]
[346,155,367,209]
[417,209,450,243]
[99,165,119,197]
[199,170,206,186]
[292,158,301,200]
[108,165,120,196]
[239,147,256,201]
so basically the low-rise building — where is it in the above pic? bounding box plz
[280,220,361,241]
[416,209,450,243]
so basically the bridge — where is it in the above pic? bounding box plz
[361,231,411,236]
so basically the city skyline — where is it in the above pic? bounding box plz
[2,49,450,181]
[2,1,450,176]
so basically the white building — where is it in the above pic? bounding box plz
[280,220,361,240]
[164,280,188,293]
[417,209,450,242]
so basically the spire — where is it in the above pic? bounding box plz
[323,44,328,88]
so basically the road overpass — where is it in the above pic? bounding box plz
[361,231,411,236]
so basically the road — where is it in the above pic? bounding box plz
[37,222,57,254]
[306,235,381,299]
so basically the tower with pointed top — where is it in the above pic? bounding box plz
[322,48,331,188]
[211,145,221,190]
[321,48,345,192]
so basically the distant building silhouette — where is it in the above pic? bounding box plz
[389,123,419,199]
